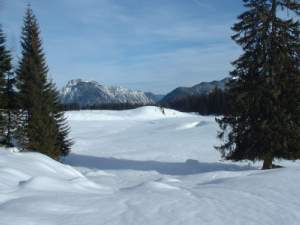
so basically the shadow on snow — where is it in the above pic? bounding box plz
[65,153,255,176]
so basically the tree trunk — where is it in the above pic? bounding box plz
[262,155,273,170]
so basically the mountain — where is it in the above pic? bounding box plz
[61,79,159,107]
[145,92,165,102]
[160,78,229,104]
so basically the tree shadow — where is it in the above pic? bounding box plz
[65,153,255,176]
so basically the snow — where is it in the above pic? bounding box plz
[61,79,156,106]
[1,106,300,225]
[65,106,190,121]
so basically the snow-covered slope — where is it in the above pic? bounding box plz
[1,106,300,225]
[61,79,157,107]
[65,106,191,121]
[0,149,109,193]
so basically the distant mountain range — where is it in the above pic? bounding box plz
[60,78,229,107]
[159,78,229,104]
[60,79,160,107]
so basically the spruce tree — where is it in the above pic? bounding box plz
[47,81,72,157]
[216,0,300,169]
[0,25,16,146]
[16,7,72,159]
[3,70,17,147]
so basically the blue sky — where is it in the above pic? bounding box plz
[0,0,243,94]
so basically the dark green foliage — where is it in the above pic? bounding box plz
[163,87,228,115]
[62,102,152,111]
[0,26,9,96]
[16,7,72,159]
[2,70,17,147]
[217,0,300,169]
[0,25,17,146]
[48,82,72,157]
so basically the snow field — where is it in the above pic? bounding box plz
[1,106,300,225]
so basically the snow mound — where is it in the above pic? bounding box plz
[66,106,192,121]
[20,176,108,193]
[176,121,209,130]
[0,149,111,194]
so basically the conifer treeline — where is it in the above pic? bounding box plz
[0,7,72,160]
[62,102,153,111]
[162,87,228,115]
[217,0,300,169]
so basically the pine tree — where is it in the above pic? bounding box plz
[47,81,72,157]
[16,7,72,159]
[216,0,300,169]
[0,25,16,146]
[3,70,17,147]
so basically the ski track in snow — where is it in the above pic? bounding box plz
[1,106,300,225]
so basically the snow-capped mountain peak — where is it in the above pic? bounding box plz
[61,79,157,107]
